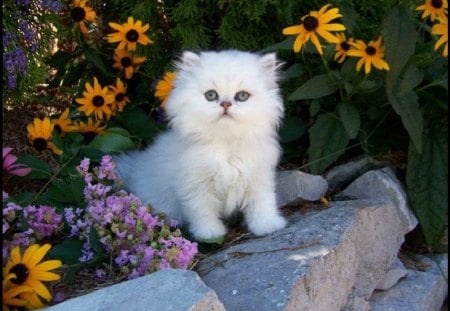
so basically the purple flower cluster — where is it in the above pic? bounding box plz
[24,205,63,239]
[76,155,198,279]
[18,20,38,51]
[3,48,28,89]
[40,0,64,12]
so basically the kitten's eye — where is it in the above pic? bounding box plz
[204,90,219,101]
[235,91,250,102]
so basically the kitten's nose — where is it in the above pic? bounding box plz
[220,101,232,110]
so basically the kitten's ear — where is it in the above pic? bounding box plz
[181,51,201,67]
[259,53,279,72]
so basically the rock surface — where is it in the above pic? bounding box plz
[197,198,412,311]
[42,269,225,311]
[340,167,418,232]
[375,257,409,291]
[275,170,328,207]
[370,254,448,311]
[325,156,382,189]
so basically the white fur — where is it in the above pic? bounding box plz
[115,50,286,239]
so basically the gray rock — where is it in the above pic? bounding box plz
[42,269,225,311]
[275,170,328,207]
[370,254,448,311]
[375,257,409,291]
[197,198,412,311]
[341,167,418,232]
[325,156,382,189]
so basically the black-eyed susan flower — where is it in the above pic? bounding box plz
[26,117,63,155]
[154,71,176,109]
[334,33,355,63]
[52,108,78,135]
[3,244,62,308]
[71,0,97,34]
[75,118,106,144]
[282,4,346,55]
[347,36,390,75]
[113,49,146,79]
[416,0,448,22]
[108,78,130,113]
[432,15,448,57]
[2,274,32,311]
[107,16,153,51]
[76,77,114,120]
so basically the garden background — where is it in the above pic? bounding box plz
[2,0,448,309]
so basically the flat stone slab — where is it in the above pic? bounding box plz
[43,269,224,311]
[370,254,448,311]
[197,198,413,311]
[275,170,328,207]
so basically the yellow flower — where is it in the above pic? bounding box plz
[3,244,62,308]
[52,108,78,135]
[154,71,176,109]
[282,4,346,55]
[70,0,97,34]
[334,33,355,63]
[107,16,153,51]
[26,117,63,155]
[113,49,147,79]
[347,36,390,75]
[416,0,448,22]
[108,78,130,113]
[76,77,115,120]
[75,118,106,143]
[432,15,448,57]
[2,274,32,311]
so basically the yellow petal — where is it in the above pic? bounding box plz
[310,33,323,55]
[283,25,302,35]
[26,244,51,268]
[22,244,40,266]
[108,22,124,32]
[34,259,62,272]
[25,279,52,301]
[31,271,61,281]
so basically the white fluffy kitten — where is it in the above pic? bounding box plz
[115,50,286,240]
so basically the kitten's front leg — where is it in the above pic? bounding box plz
[182,192,227,240]
[244,179,287,236]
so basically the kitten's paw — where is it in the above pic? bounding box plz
[190,220,227,240]
[247,214,287,236]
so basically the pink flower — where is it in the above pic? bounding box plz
[3,147,31,177]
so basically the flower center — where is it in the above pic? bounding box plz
[10,264,29,284]
[366,46,376,56]
[115,93,125,102]
[341,41,351,51]
[92,95,105,107]
[33,138,48,151]
[303,16,319,32]
[126,30,139,42]
[71,7,86,22]
[120,57,132,68]
[431,0,443,8]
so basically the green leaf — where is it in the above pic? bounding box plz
[337,103,360,139]
[389,91,423,153]
[15,154,52,179]
[309,100,321,117]
[396,65,424,94]
[115,109,162,139]
[288,74,338,101]
[196,235,225,245]
[89,227,105,255]
[406,122,448,247]
[281,63,304,80]
[307,113,350,174]
[382,5,417,92]
[338,1,358,34]
[83,46,114,78]
[88,132,136,153]
[43,177,85,204]
[49,238,84,265]
[261,37,295,52]
[279,116,308,143]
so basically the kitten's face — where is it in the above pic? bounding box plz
[166,50,283,139]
